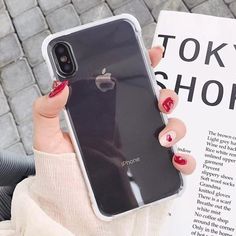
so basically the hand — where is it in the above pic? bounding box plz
[33,46,196,175]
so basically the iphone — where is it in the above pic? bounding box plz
[42,14,183,220]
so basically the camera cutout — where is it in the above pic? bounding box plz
[53,42,76,77]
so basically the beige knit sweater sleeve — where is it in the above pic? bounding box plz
[0,149,172,236]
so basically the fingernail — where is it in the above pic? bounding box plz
[159,131,176,147]
[174,155,187,165]
[52,80,61,89]
[162,97,174,113]
[49,80,68,98]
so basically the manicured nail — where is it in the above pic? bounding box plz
[49,80,68,98]
[162,97,174,113]
[174,155,187,165]
[52,80,61,89]
[159,131,176,147]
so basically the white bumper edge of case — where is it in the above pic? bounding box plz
[42,14,141,61]
[41,14,185,221]
[41,14,141,85]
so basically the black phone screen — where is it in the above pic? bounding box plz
[47,18,182,217]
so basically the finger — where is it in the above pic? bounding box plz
[158,89,178,114]
[148,46,164,68]
[34,81,69,118]
[172,153,196,175]
[159,118,186,148]
[33,81,73,152]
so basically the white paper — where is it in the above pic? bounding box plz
[153,11,236,236]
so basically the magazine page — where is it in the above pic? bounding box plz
[153,11,236,236]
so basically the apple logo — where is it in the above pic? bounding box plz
[95,68,116,92]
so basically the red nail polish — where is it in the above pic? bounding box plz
[52,80,60,89]
[166,134,172,142]
[174,155,187,165]
[162,97,174,112]
[49,80,68,98]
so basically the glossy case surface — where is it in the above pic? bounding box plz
[42,14,183,220]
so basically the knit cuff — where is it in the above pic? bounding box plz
[33,148,76,160]
[32,149,83,196]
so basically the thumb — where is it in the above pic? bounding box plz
[33,81,72,152]
[34,81,69,118]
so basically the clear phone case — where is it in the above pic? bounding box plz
[42,14,183,221]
